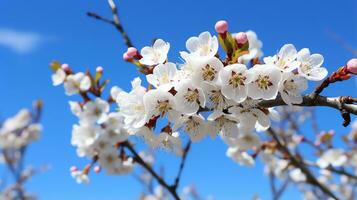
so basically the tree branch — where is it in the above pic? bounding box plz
[267,128,339,200]
[123,141,181,200]
[172,141,192,190]
[87,0,133,48]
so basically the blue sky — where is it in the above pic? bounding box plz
[0,0,356,199]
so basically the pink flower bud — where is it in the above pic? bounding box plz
[235,32,248,44]
[126,47,138,57]
[346,58,357,74]
[94,166,101,173]
[61,63,70,71]
[96,66,104,73]
[70,166,77,172]
[123,52,131,61]
[215,20,228,34]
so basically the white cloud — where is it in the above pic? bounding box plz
[0,29,43,54]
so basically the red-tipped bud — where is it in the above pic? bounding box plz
[123,52,131,61]
[61,63,71,73]
[235,32,248,44]
[346,58,357,74]
[215,20,228,34]
[126,47,138,57]
[70,166,78,172]
[94,166,101,173]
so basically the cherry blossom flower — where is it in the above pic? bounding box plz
[226,147,255,166]
[116,77,147,132]
[146,62,178,90]
[247,64,282,100]
[297,48,327,81]
[81,98,109,124]
[290,168,306,182]
[192,57,223,85]
[219,63,252,102]
[174,80,206,115]
[71,171,90,184]
[185,31,218,61]
[278,73,308,105]
[139,39,170,66]
[208,112,239,138]
[64,72,91,96]
[264,44,299,72]
[230,99,271,133]
[143,88,178,122]
[172,114,209,142]
[316,149,347,168]
[51,68,66,86]
[156,132,182,155]
[71,123,103,157]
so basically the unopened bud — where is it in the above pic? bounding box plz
[70,166,78,172]
[126,47,138,57]
[346,58,357,74]
[94,166,101,173]
[215,20,228,34]
[235,32,248,44]
[96,66,104,73]
[61,63,71,72]
[123,52,131,61]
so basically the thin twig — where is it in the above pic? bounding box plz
[87,0,133,48]
[123,141,181,200]
[173,141,192,189]
[267,128,339,200]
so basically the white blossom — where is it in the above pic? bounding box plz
[219,63,252,102]
[143,88,178,122]
[139,39,170,66]
[226,147,255,166]
[156,132,182,155]
[172,114,209,142]
[174,80,206,115]
[64,72,91,95]
[116,77,147,132]
[52,68,66,86]
[146,62,178,90]
[247,64,282,100]
[80,98,109,124]
[278,73,308,105]
[264,44,299,72]
[71,171,90,184]
[297,48,327,81]
[185,31,218,61]
[316,149,347,168]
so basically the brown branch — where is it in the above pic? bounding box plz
[87,0,133,48]
[259,95,357,127]
[267,128,339,200]
[123,141,181,200]
[172,141,192,190]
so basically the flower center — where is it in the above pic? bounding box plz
[284,79,297,91]
[186,118,200,133]
[157,100,171,116]
[184,88,199,103]
[158,74,170,85]
[256,75,273,90]
[229,71,246,88]
[202,64,217,81]
[209,90,223,106]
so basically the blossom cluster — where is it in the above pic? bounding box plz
[0,107,42,149]
[0,102,42,200]
[51,20,330,182]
